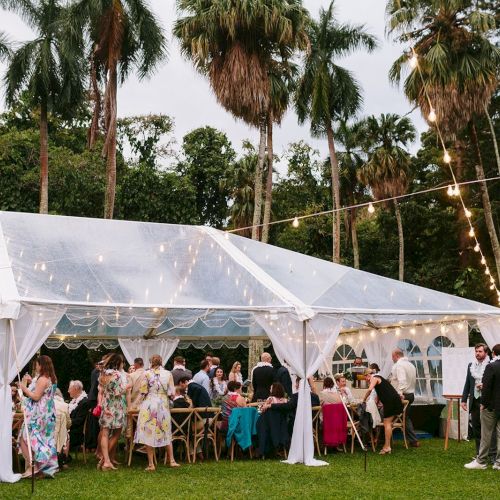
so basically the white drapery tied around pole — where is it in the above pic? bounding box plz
[118,338,179,367]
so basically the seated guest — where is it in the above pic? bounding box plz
[210,367,228,401]
[251,352,275,402]
[177,376,211,409]
[363,369,403,455]
[171,387,192,439]
[67,380,89,454]
[208,357,221,379]
[319,377,342,404]
[334,374,355,404]
[228,362,243,385]
[265,383,288,405]
[54,388,71,467]
[171,356,193,385]
[219,381,247,431]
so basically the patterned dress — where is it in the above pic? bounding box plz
[18,380,58,477]
[134,368,174,447]
[99,370,127,430]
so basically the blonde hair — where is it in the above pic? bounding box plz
[150,355,162,368]
[230,361,241,373]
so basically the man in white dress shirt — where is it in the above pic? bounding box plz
[193,359,211,395]
[391,348,420,447]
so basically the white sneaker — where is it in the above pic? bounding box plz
[493,463,500,470]
[464,459,487,470]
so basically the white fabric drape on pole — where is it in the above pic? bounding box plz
[0,305,64,483]
[478,318,500,349]
[118,338,179,367]
[257,313,343,466]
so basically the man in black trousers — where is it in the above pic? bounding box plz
[464,344,500,470]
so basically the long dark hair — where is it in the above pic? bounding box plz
[36,355,57,384]
[270,382,285,399]
[103,353,123,371]
[210,367,225,391]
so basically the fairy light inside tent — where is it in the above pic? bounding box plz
[409,50,500,304]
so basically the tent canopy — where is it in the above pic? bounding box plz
[0,211,498,341]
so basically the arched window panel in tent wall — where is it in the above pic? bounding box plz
[427,336,455,401]
[396,338,427,398]
[331,344,367,375]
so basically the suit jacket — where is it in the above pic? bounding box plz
[186,382,212,409]
[275,366,293,398]
[251,365,275,402]
[88,368,100,406]
[69,397,89,448]
[481,359,500,415]
[461,362,477,406]
[172,367,193,385]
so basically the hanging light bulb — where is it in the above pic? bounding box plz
[409,53,418,68]
[474,244,480,252]
[469,228,475,237]
[428,108,437,122]
[368,202,375,214]
[453,184,460,196]
[443,151,451,164]
[491,284,496,290]
[159,244,165,252]
[481,256,486,265]
[485,268,490,276]
[490,277,495,284]
[447,185,454,196]
[98,255,104,263]
[292,217,299,228]
[465,208,472,218]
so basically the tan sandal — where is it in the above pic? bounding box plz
[144,465,156,472]
[168,461,180,468]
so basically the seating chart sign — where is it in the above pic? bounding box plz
[442,347,475,396]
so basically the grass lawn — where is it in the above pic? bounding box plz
[0,439,496,500]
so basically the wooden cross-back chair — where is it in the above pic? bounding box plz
[167,408,193,464]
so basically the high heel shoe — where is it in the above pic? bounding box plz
[379,448,392,455]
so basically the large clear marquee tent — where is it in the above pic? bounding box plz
[1,211,500,479]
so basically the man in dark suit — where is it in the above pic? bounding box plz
[67,380,89,452]
[465,344,500,469]
[86,360,103,449]
[251,352,275,402]
[171,356,193,385]
[275,362,293,398]
[461,343,490,455]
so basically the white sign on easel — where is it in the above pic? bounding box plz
[442,347,475,443]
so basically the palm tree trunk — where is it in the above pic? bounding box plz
[351,208,360,269]
[88,49,101,150]
[261,113,273,244]
[103,64,117,219]
[454,139,469,268]
[483,102,500,175]
[251,115,266,240]
[39,101,49,214]
[326,123,341,263]
[394,199,404,281]
[470,121,500,282]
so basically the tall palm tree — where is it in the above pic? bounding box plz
[71,0,166,219]
[337,120,366,269]
[0,31,10,60]
[295,0,377,262]
[261,60,298,244]
[358,114,416,281]
[1,0,84,214]
[174,0,309,240]
[387,0,500,281]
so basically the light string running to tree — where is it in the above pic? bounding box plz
[408,48,500,305]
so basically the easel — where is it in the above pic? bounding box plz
[443,395,462,450]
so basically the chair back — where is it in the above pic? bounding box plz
[392,400,409,428]
[322,403,348,447]
[171,408,193,439]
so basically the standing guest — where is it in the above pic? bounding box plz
[251,353,275,402]
[210,367,228,401]
[275,362,293,398]
[17,355,58,478]
[219,381,247,431]
[67,380,88,454]
[334,374,355,404]
[204,353,213,369]
[134,355,179,471]
[391,348,419,448]
[171,356,193,385]
[86,359,104,450]
[353,357,365,368]
[193,360,211,395]
[363,369,403,455]
[465,343,500,470]
[127,358,146,410]
[461,343,491,457]
[208,357,221,379]
[54,389,71,467]
[98,353,127,471]
[319,377,342,405]
[228,362,243,385]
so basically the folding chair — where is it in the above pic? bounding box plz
[391,400,409,449]
[312,406,322,457]
[74,413,88,464]
[127,410,140,466]
[192,407,221,463]
[167,408,193,464]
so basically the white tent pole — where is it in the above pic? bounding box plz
[302,320,307,459]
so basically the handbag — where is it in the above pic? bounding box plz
[92,404,102,417]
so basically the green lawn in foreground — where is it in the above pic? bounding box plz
[0,439,495,500]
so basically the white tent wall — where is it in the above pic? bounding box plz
[478,318,500,348]
[0,306,64,482]
[118,338,179,366]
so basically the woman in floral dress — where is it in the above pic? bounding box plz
[18,355,58,478]
[134,355,179,471]
[98,353,127,471]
